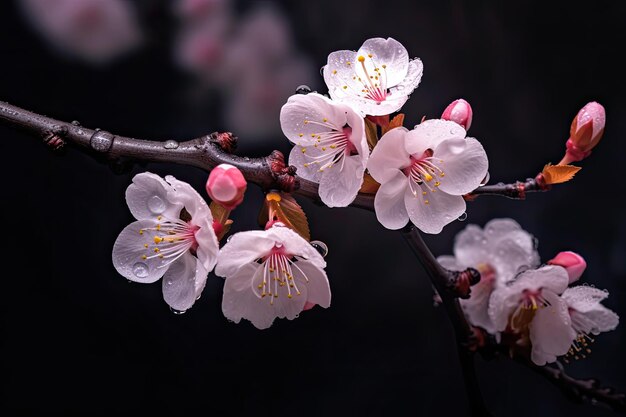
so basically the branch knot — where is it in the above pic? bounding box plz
[267,150,299,193]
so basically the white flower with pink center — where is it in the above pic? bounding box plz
[438,219,540,333]
[323,37,423,116]
[367,120,488,233]
[281,93,369,207]
[112,173,219,312]
[488,265,577,366]
[215,225,331,329]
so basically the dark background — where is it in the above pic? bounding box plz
[1,1,625,416]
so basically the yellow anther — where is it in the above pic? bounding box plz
[158,254,164,259]
[288,294,293,299]
[296,291,301,296]
[343,85,348,89]
[143,243,149,248]
[311,133,316,137]
[141,255,147,260]
[157,216,162,220]
[321,147,326,151]
[440,172,445,177]
[266,192,281,202]
[154,236,163,244]
[330,144,337,149]
[323,118,327,122]
[154,248,160,253]
[382,64,387,68]
[156,224,161,231]
[299,133,303,137]
[422,191,427,195]
[346,62,351,66]
[368,53,373,58]
[139,229,144,235]
[424,173,433,182]
[434,181,441,187]
[358,55,365,62]
[301,148,306,153]
[303,163,310,168]
[269,267,275,273]
[332,70,337,74]
[424,200,430,205]
[304,120,309,124]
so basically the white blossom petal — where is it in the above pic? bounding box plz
[529,290,576,366]
[292,260,331,309]
[165,175,211,220]
[563,286,619,334]
[431,138,488,195]
[112,220,170,284]
[318,155,366,207]
[510,265,569,296]
[357,37,409,86]
[405,120,466,157]
[221,263,279,329]
[367,127,410,184]
[125,172,182,220]
[323,50,361,102]
[289,145,324,183]
[488,285,523,332]
[404,187,466,234]
[453,224,489,267]
[437,255,462,271]
[280,93,348,145]
[162,252,207,312]
[215,230,278,277]
[373,171,409,230]
[389,59,423,96]
[461,277,497,333]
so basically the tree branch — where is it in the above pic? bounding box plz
[1,99,623,415]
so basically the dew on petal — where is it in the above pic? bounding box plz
[457,212,468,222]
[170,307,187,315]
[310,240,329,257]
[132,262,149,278]
[147,195,166,214]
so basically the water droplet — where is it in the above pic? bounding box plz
[165,279,174,286]
[147,195,166,214]
[319,66,325,76]
[170,307,186,315]
[243,157,250,161]
[164,140,179,149]
[132,262,149,278]
[457,212,468,222]
[275,242,283,248]
[480,172,490,186]
[310,240,329,257]
[295,85,312,95]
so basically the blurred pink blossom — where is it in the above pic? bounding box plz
[20,0,142,64]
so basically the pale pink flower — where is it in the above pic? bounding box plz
[112,173,219,312]
[282,93,369,207]
[438,219,540,333]
[20,0,142,64]
[367,120,488,233]
[489,266,576,366]
[323,37,423,116]
[216,224,331,329]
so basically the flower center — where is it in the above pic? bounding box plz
[254,244,310,305]
[138,215,199,267]
[509,289,550,333]
[356,54,389,104]
[403,150,446,204]
[301,122,356,172]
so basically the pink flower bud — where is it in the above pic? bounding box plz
[441,99,473,131]
[564,102,605,163]
[547,251,587,283]
[206,164,247,210]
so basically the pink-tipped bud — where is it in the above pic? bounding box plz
[206,164,247,210]
[441,99,473,131]
[547,251,587,283]
[564,101,606,163]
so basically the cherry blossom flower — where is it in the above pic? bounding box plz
[488,265,576,366]
[281,93,369,207]
[323,37,423,116]
[20,0,142,64]
[438,219,540,333]
[367,120,488,233]
[112,173,219,312]
[215,224,331,329]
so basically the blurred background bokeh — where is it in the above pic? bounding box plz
[1,1,625,416]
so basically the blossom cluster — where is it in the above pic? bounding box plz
[281,37,489,234]
[439,219,619,365]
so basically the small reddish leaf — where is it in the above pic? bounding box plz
[258,192,311,241]
[541,164,582,185]
[382,113,405,135]
[359,172,380,194]
[364,118,378,151]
